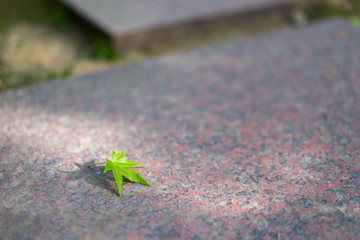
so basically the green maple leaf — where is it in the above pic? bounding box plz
[89,150,151,197]
[349,16,360,27]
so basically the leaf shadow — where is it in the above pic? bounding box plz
[63,160,133,197]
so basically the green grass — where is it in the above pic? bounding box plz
[0,0,76,90]
[82,38,119,61]
[307,0,360,23]
[0,0,70,31]
[0,0,118,91]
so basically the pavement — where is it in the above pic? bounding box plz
[0,18,360,239]
[60,0,312,52]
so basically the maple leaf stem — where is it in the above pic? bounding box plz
[87,162,107,168]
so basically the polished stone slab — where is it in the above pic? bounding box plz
[61,0,305,35]
[60,0,311,52]
[1,19,360,239]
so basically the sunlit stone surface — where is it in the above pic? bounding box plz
[0,19,359,239]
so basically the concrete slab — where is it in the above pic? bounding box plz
[1,19,360,239]
[60,0,313,52]
[60,0,305,35]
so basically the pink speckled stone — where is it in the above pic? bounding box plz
[0,19,359,239]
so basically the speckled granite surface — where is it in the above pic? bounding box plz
[1,19,360,239]
[60,0,307,36]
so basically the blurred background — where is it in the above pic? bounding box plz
[0,0,359,92]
